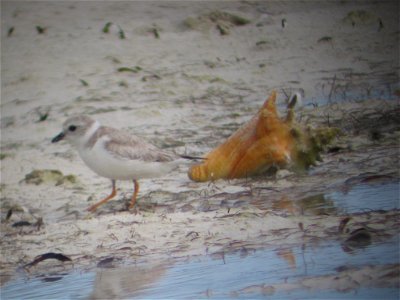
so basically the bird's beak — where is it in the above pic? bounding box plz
[52,132,65,143]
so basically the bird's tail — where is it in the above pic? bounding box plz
[179,154,205,161]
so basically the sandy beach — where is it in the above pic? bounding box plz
[1,1,399,297]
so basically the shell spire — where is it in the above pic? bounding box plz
[189,91,292,182]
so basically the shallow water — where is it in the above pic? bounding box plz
[328,181,400,214]
[1,181,399,299]
[2,235,398,299]
[265,180,399,217]
[138,238,399,299]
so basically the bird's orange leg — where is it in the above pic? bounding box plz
[128,180,139,210]
[87,180,117,212]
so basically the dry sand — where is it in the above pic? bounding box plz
[1,0,399,294]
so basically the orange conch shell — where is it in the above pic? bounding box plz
[189,91,296,182]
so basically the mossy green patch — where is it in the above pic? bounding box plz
[291,126,341,170]
[183,10,250,35]
[0,153,9,160]
[342,10,378,25]
[24,169,79,186]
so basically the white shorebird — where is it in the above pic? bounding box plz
[52,115,194,212]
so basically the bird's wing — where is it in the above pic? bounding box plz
[100,127,177,162]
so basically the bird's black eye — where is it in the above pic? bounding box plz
[68,125,77,132]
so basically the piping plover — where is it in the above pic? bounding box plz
[52,115,192,212]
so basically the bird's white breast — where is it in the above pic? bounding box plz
[78,135,178,180]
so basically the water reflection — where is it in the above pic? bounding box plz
[88,262,170,299]
[275,248,296,270]
[271,194,338,216]
[268,181,399,216]
[328,182,399,213]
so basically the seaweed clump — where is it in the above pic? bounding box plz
[183,10,250,35]
[24,169,78,186]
